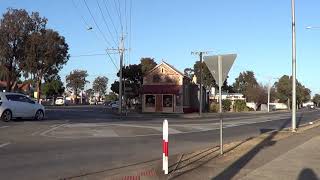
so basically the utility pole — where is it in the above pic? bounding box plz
[291,0,297,132]
[191,51,211,116]
[119,36,124,116]
[107,35,126,118]
[267,84,271,112]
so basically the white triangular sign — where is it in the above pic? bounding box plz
[203,54,237,83]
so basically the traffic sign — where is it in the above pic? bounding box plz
[203,54,237,83]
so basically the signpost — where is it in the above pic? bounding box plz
[204,54,237,155]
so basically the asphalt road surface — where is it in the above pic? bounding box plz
[0,105,319,180]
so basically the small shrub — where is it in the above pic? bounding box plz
[233,100,248,112]
[222,99,232,112]
[210,103,219,113]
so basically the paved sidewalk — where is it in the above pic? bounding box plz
[170,123,320,180]
[241,135,320,180]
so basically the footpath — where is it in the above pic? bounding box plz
[67,119,320,180]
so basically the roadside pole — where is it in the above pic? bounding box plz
[163,119,168,174]
[200,52,203,117]
[291,0,297,132]
[268,83,271,112]
[218,56,223,155]
[119,36,124,118]
[204,54,236,156]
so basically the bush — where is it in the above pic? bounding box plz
[209,103,219,113]
[233,100,248,112]
[222,99,232,112]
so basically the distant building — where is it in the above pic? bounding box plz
[210,88,246,102]
[141,61,204,113]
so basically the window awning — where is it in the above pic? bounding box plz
[142,85,182,94]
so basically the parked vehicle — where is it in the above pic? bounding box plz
[0,92,45,122]
[109,101,119,109]
[89,99,96,105]
[55,97,67,106]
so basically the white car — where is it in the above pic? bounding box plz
[110,101,119,109]
[0,92,45,122]
[55,97,66,106]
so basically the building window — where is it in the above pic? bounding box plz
[145,95,155,107]
[163,95,173,107]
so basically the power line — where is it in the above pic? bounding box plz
[113,0,123,33]
[70,53,117,57]
[128,0,132,65]
[102,0,119,40]
[96,0,118,46]
[83,0,113,47]
[82,0,119,70]
[72,0,91,29]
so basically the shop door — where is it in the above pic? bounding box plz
[155,95,163,112]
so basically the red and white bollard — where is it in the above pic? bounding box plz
[163,119,168,174]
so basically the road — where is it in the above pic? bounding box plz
[0,105,319,180]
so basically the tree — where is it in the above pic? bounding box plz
[92,76,108,98]
[222,77,235,93]
[42,76,64,99]
[313,94,320,107]
[233,71,260,102]
[140,57,157,75]
[274,75,311,107]
[233,71,258,93]
[184,68,194,79]
[194,61,217,90]
[111,81,119,94]
[23,28,69,102]
[66,70,88,103]
[85,88,94,98]
[0,9,35,92]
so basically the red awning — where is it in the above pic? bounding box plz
[142,85,182,94]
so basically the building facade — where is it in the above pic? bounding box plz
[141,62,201,113]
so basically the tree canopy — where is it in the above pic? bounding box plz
[92,76,108,96]
[274,75,311,107]
[140,57,157,75]
[313,94,320,107]
[193,61,217,89]
[42,76,64,98]
[66,70,88,99]
[0,8,69,99]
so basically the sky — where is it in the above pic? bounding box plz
[1,0,320,94]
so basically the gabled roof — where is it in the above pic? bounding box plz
[144,61,184,77]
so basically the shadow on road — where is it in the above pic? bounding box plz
[169,138,253,179]
[297,168,318,180]
[211,117,292,180]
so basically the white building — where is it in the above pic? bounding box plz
[210,88,246,102]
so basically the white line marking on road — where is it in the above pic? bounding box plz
[31,124,60,136]
[0,142,11,148]
[0,126,9,129]
[38,124,67,136]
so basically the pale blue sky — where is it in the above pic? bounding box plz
[1,0,320,93]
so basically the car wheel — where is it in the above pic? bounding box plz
[34,110,44,121]
[1,110,12,122]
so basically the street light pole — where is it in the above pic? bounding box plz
[268,84,271,112]
[291,0,297,132]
